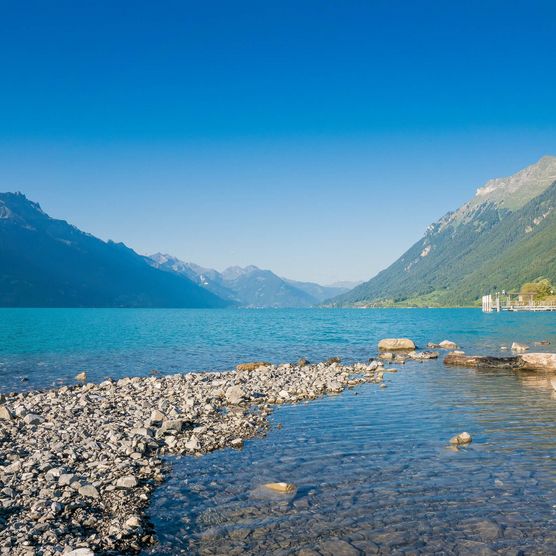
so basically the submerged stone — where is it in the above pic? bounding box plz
[263,482,296,493]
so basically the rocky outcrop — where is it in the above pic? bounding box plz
[378,338,416,351]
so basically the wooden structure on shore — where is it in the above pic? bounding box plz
[482,292,556,312]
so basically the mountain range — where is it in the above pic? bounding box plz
[329,155,556,307]
[4,155,556,309]
[149,253,353,307]
[0,192,352,308]
[0,192,230,308]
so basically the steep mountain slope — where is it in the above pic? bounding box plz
[329,156,556,307]
[0,193,229,308]
[150,254,341,307]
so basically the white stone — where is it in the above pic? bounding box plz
[511,342,529,353]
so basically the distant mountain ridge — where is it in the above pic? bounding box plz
[329,156,556,307]
[150,253,350,307]
[0,192,229,308]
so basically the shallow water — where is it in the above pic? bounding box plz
[145,365,556,555]
[1,307,555,392]
[2,308,556,554]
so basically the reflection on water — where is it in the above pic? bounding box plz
[146,362,556,555]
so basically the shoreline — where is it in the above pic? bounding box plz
[0,359,385,555]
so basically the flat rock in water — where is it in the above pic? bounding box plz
[408,351,439,360]
[378,338,415,351]
[444,353,519,369]
[518,352,556,371]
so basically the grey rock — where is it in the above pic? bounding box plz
[225,385,245,405]
[23,413,44,425]
[115,475,138,489]
[78,485,99,499]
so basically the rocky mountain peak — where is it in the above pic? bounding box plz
[472,155,556,210]
[0,192,47,223]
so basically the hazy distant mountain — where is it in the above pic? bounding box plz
[282,278,352,303]
[150,254,347,307]
[149,253,233,301]
[329,156,556,307]
[327,280,363,290]
[0,193,229,308]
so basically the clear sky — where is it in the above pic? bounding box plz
[1,1,555,283]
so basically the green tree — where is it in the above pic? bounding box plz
[520,278,554,300]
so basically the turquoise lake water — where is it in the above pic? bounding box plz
[2,308,556,554]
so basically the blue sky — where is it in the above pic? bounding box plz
[1,1,555,283]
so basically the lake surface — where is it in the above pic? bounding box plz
[2,308,556,554]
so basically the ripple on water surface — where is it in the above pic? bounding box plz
[145,362,556,555]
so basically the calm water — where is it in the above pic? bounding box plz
[2,308,556,554]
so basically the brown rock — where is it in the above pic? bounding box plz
[236,362,271,372]
[378,338,415,351]
[263,482,296,493]
[518,353,556,371]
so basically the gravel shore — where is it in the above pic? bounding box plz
[0,359,384,555]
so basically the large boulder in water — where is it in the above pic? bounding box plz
[378,338,415,351]
[518,353,556,371]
